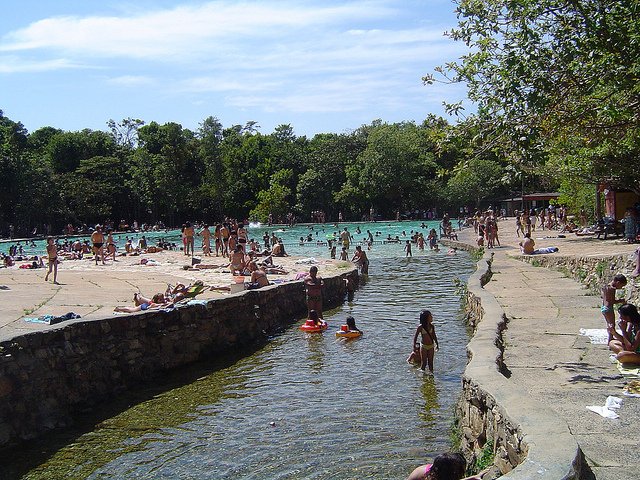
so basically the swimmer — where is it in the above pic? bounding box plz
[308,309,322,326]
[344,315,362,333]
[405,240,412,257]
[407,344,421,365]
[407,451,487,480]
[412,310,439,373]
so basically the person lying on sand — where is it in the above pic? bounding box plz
[115,293,172,313]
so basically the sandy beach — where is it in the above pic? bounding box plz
[0,249,352,339]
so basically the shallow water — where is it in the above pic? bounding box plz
[4,251,473,479]
[1,220,447,259]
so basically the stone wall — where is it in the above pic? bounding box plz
[0,269,358,448]
[519,252,639,305]
[458,253,585,479]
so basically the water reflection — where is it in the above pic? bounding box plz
[418,375,440,426]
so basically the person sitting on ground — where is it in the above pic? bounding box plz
[519,232,536,254]
[609,303,640,365]
[519,233,559,255]
[407,451,487,480]
[246,261,270,289]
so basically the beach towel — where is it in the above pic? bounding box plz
[579,328,609,345]
[616,361,640,377]
[184,282,206,298]
[294,257,318,265]
[24,312,81,325]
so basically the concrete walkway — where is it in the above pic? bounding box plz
[474,241,638,479]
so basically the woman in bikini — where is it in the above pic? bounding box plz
[412,310,439,373]
[44,237,59,284]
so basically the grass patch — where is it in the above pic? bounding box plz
[470,248,484,262]
[449,417,463,451]
[595,260,607,279]
[530,259,542,267]
[576,267,588,282]
[474,438,495,472]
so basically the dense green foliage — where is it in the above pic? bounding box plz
[427,0,640,195]
[1,111,529,236]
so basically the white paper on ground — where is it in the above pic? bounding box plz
[586,396,623,419]
[586,406,619,419]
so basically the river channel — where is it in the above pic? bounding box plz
[3,222,474,479]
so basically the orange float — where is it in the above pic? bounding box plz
[335,324,363,338]
[299,319,328,333]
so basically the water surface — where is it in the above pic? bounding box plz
[5,250,473,479]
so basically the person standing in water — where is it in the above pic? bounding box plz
[405,240,412,257]
[412,310,439,373]
[304,266,324,318]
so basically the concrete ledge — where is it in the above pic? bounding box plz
[518,252,638,305]
[460,251,584,479]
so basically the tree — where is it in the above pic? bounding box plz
[446,158,504,208]
[430,0,640,192]
[107,117,145,150]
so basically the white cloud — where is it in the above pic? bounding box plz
[0,1,471,132]
[0,1,395,60]
[106,75,155,86]
[0,55,81,73]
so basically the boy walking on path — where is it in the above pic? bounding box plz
[602,274,627,342]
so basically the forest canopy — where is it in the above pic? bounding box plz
[0,111,535,236]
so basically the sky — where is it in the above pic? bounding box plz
[0,0,470,137]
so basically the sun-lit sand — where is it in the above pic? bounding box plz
[0,249,352,338]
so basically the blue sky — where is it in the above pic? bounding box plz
[0,0,469,137]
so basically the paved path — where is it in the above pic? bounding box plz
[479,246,638,479]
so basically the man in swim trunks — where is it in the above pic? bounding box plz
[518,232,535,255]
[602,274,627,342]
[339,227,352,250]
[304,266,324,318]
[184,222,195,256]
[90,225,106,265]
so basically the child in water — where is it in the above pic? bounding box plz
[344,315,362,334]
[308,309,323,326]
[407,451,488,480]
[412,310,439,373]
[405,240,412,257]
